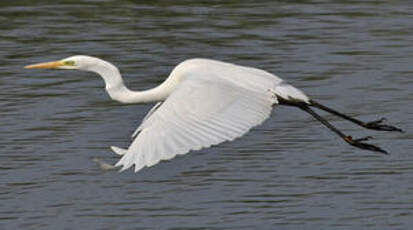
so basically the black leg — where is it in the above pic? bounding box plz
[309,100,403,132]
[277,98,388,154]
[297,104,388,154]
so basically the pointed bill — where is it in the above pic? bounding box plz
[25,60,64,69]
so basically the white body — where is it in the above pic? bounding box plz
[105,58,309,172]
[26,56,310,173]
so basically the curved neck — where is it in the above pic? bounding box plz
[87,59,172,104]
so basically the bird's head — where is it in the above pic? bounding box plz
[25,55,100,71]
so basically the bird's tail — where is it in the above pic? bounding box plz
[273,82,310,103]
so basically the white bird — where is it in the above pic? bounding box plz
[25,55,402,173]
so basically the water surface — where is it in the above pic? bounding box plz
[1,1,412,229]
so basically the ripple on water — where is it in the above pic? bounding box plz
[0,1,412,229]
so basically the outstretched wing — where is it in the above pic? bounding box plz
[115,76,276,172]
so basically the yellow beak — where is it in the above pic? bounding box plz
[25,60,64,69]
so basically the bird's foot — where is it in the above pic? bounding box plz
[363,117,403,132]
[344,135,388,154]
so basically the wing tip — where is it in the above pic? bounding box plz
[114,158,147,173]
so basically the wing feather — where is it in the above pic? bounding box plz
[115,76,275,172]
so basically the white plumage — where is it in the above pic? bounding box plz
[25,56,311,173]
[113,59,309,172]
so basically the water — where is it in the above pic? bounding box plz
[1,1,413,229]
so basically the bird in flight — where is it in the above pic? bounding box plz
[25,56,402,172]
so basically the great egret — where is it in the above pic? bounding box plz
[25,56,402,172]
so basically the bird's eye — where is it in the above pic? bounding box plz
[64,60,75,66]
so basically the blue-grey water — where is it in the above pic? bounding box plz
[1,1,412,229]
